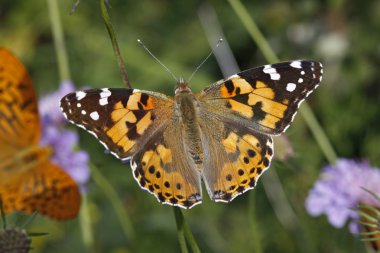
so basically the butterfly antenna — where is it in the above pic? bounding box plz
[188,38,223,83]
[137,39,178,82]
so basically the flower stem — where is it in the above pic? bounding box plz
[79,193,95,253]
[226,0,277,63]
[47,0,71,81]
[0,198,6,229]
[90,163,135,245]
[299,104,338,164]
[248,195,263,253]
[226,0,338,164]
[173,207,189,253]
[99,0,131,88]
[173,207,201,253]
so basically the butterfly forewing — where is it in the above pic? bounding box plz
[0,49,40,158]
[198,60,323,135]
[60,88,173,161]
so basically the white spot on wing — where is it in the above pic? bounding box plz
[228,74,239,79]
[286,83,296,92]
[76,91,86,100]
[263,65,281,80]
[290,61,302,69]
[77,103,81,108]
[298,78,303,83]
[99,88,111,106]
[100,88,111,97]
[81,110,87,115]
[99,97,108,106]
[90,111,100,121]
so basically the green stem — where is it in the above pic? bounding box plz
[79,193,95,253]
[0,198,6,229]
[248,195,263,253]
[47,0,71,81]
[299,104,338,164]
[226,0,277,63]
[227,0,338,164]
[173,207,201,253]
[90,163,135,245]
[99,0,131,88]
[173,207,189,253]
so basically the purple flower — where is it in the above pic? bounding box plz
[39,80,90,192]
[38,80,75,126]
[305,158,380,232]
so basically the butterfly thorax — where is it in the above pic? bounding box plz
[174,79,204,167]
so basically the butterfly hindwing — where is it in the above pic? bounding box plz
[0,161,80,220]
[131,121,202,208]
[198,60,323,135]
[60,89,173,161]
[198,110,273,202]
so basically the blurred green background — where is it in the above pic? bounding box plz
[1,0,380,252]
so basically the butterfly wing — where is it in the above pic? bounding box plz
[0,48,40,159]
[0,161,81,220]
[130,121,202,208]
[197,60,323,135]
[195,60,322,201]
[198,109,273,202]
[61,89,202,208]
[61,88,172,160]
[0,48,80,220]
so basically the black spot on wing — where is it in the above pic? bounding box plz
[140,93,149,106]
[231,93,249,105]
[126,122,138,140]
[224,80,234,94]
[252,102,266,121]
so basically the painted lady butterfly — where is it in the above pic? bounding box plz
[60,60,322,208]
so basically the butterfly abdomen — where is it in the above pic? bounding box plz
[175,91,204,166]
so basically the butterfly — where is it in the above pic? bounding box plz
[0,48,80,220]
[60,60,322,209]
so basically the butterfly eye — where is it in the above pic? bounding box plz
[175,80,191,94]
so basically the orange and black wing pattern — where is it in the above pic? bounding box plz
[0,48,80,220]
[198,60,323,135]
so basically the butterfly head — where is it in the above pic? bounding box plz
[174,76,191,95]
